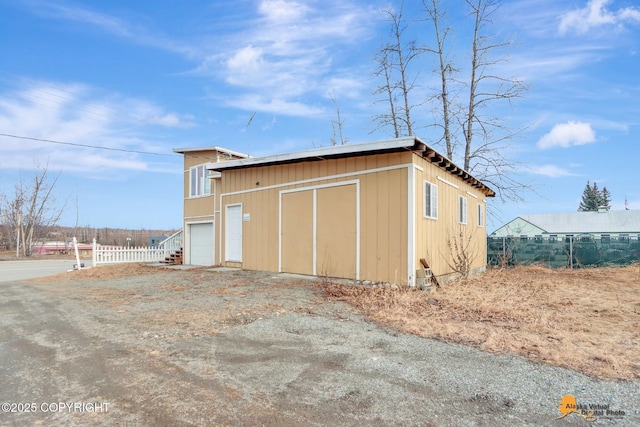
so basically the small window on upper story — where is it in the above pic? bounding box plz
[459,196,467,224]
[477,203,484,227]
[189,165,212,197]
[424,181,438,219]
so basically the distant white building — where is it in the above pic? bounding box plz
[490,210,640,242]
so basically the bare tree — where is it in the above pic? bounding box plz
[371,4,422,138]
[442,226,478,278]
[329,94,349,146]
[373,0,530,203]
[426,0,529,202]
[372,47,401,138]
[0,164,67,256]
[461,0,528,168]
[0,190,24,253]
[423,0,457,159]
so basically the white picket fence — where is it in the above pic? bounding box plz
[91,230,183,266]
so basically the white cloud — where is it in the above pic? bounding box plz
[559,0,640,35]
[122,100,196,128]
[258,0,310,22]
[225,94,325,117]
[537,121,596,149]
[531,164,579,178]
[619,7,640,22]
[201,1,378,116]
[147,113,195,128]
[0,80,190,172]
[226,45,265,73]
[21,1,378,119]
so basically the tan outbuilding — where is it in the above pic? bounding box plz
[174,137,495,286]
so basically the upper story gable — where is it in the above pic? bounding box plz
[173,146,248,199]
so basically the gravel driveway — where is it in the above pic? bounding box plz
[0,266,637,426]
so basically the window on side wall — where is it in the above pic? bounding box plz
[477,203,484,227]
[459,196,467,224]
[189,165,212,197]
[424,181,438,219]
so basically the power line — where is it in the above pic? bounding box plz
[0,133,176,157]
[0,132,243,163]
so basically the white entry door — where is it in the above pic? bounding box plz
[188,222,214,266]
[225,204,242,262]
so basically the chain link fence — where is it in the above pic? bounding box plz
[487,235,640,268]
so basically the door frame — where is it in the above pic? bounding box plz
[278,180,360,279]
[185,220,215,266]
[224,203,243,262]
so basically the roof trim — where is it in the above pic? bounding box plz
[210,137,418,168]
[205,137,495,197]
[172,146,249,158]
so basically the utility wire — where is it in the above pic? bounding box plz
[0,132,245,163]
[1,133,177,157]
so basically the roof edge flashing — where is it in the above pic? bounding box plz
[173,146,249,158]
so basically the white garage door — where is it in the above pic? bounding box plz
[189,222,214,266]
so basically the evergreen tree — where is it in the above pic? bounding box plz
[601,186,612,211]
[592,181,600,206]
[578,181,599,211]
[578,181,612,211]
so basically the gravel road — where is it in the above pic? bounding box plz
[0,266,637,426]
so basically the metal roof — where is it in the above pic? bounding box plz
[517,210,640,234]
[172,146,249,159]
[204,136,495,197]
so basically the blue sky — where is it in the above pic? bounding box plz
[1,0,638,232]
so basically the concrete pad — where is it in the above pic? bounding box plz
[273,272,319,281]
[206,266,241,272]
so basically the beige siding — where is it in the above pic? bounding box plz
[204,149,488,284]
[218,152,411,284]
[180,149,245,265]
[413,153,487,280]
[184,196,215,220]
[182,149,220,222]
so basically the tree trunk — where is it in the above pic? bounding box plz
[464,0,482,171]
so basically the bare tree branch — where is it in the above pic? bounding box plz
[0,163,67,256]
[371,3,423,138]
[371,0,532,205]
[328,94,349,146]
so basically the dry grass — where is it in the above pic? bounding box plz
[321,264,640,380]
[24,260,640,380]
[29,263,168,285]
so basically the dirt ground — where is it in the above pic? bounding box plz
[322,264,640,380]
[1,263,638,426]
